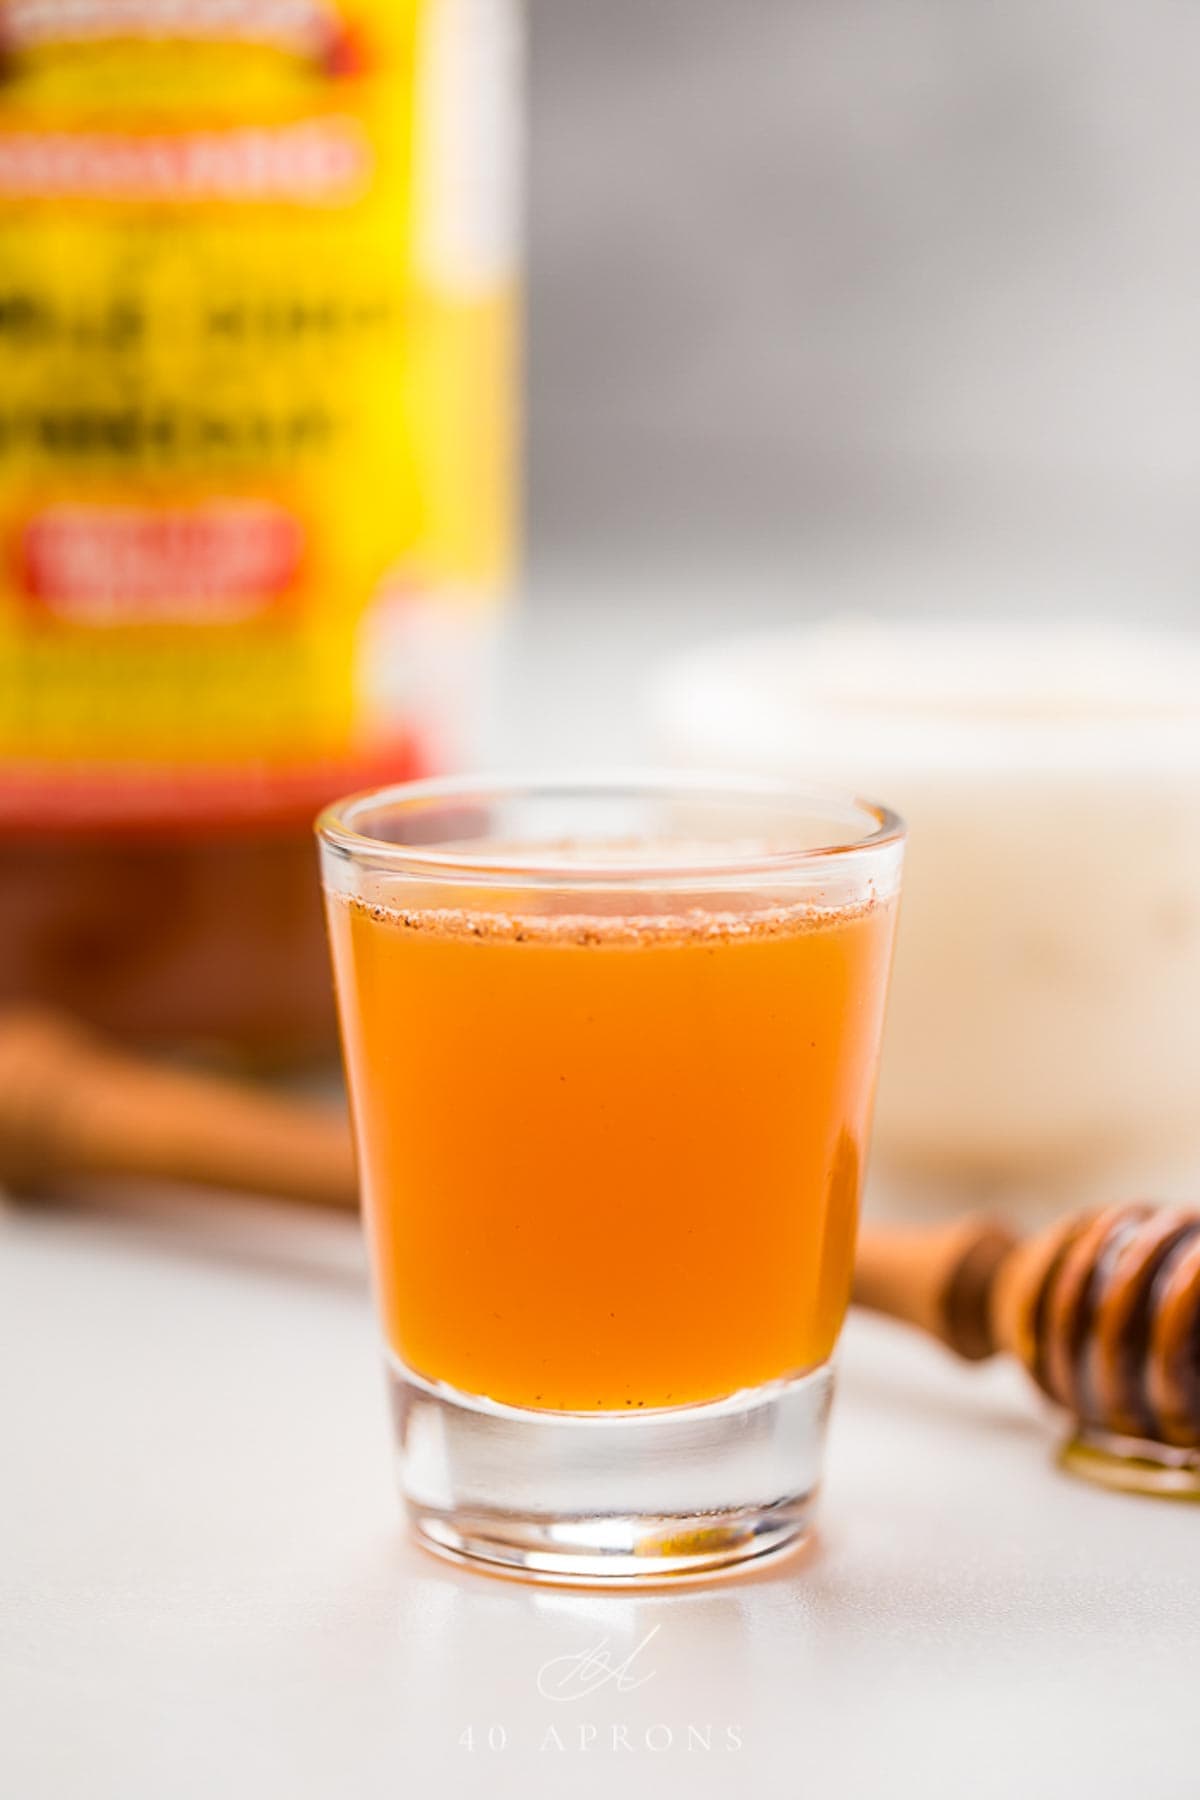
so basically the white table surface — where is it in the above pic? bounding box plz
[3,1182,1198,1800]
[4,593,1199,1798]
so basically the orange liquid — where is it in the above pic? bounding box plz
[329,892,897,1411]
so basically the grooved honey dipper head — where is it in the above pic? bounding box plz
[994,1202,1200,1452]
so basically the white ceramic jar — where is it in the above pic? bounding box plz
[653,620,1200,1185]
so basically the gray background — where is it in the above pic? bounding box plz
[524,0,1200,618]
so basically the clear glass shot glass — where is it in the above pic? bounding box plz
[318,775,904,1585]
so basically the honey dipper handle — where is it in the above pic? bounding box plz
[0,1009,358,1210]
[852,1215,1019,1361]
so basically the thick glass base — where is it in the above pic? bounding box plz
[387,1357,832,1585]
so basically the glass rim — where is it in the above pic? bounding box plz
[316,771,906,886]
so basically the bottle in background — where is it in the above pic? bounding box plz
[0,0,520,1058]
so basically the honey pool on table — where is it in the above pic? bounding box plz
[329,889,897,1413]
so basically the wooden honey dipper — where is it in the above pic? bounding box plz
[854,1208,1200,1496]
[2,1007,1196,1494]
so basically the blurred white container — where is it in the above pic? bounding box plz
[653,620,1200,1188]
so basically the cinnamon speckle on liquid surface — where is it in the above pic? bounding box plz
[343,893,885,948]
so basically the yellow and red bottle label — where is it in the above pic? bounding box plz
[0,0,517,828]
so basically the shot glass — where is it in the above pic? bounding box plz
[318,775,904,1584]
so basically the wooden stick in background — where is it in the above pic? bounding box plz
[0,1008,357,1211]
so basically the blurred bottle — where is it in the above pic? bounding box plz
[0,0,519,1059]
